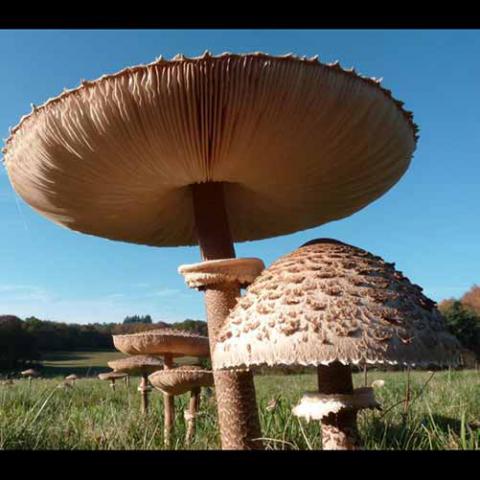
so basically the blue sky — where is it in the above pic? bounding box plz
[0,29,479,324]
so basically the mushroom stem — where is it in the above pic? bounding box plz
[191,182,263,450]
[110,379,116,392]
[404,366,411,415]
[163,354,175,448]
[317,362,361,450]
[185,387,201,445]
[140,373,149,414]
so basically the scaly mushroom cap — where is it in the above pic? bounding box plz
[108,355,164,375]
[113,328,210,357]
[148,365,214,395]
[213,239,462,369]
[98,371,128,381]
[4,52,417,247]
[21,369,40,377]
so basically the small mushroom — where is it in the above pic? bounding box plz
[149,365,214,445]
[213,239,462,450]
[98,371,128,391]
[113,329,210,448]
[65,374,79,385]
[108,355,163,414]
[21,368,40,385]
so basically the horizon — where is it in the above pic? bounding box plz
[1,30,479,324]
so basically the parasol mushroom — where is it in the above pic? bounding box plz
[21,368,40,385]
[213,238,462,450]
[4,52,418,449]
[113,328,209,447]
[65,374,79,385]
[149,365,214,445]
[98,371,128,391]
[108,355,163,414]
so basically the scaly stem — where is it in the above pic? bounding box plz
[163,354,175,448]
[317,362,361,450]
[185,387,201,445]
[191,182,263,450]
[140,373,149,414]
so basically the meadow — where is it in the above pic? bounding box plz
[0,351,479,450]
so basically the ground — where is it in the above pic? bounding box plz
[0,350,479,450]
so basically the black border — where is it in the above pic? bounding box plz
[5,450,480,473]
[0,12,479,28]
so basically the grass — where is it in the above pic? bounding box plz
[0,351,479,450]
[37,350,199,377]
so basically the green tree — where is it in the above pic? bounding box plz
[123,315,153,324]
[442,301,480,356]
[0,315,39,370]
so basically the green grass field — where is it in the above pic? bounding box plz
[0,351,479,450]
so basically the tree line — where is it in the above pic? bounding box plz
[438,284,480,359]
[0,314,207,370]
[1,284,479,371]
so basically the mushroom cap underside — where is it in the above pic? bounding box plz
[213,239,462,370]
[148,365,214,395]
[4,52,416,247]
[98,371,128,381]
[108,354,164,374]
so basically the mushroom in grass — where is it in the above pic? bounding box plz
[213,239,462,450]
[4,52,418,449]
[108,355,163,414]
[21,369,40,385]
[98,371,128,391]
[113,329,209,447]
[149,365,214,445]
[65,374,79,385]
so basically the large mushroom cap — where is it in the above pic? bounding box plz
[148,365,214,395]
[113,328,210,357]
[98,371,128,381]
[4,52,417,247]
[213,239,462,369]
[108,355,164,375]
[21,369,40,377]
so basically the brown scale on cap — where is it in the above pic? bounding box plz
[108,355,164,375]
[113,329,210,358]
[214,239,462,369]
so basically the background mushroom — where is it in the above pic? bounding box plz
[4,52,418,449]
[65,374,79,386]
[113,328,209,447]
[98,371,128,391]
[149,365,214,445]
[108,355,163,414]
[20,368,40,385]
[213,238,462,450]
